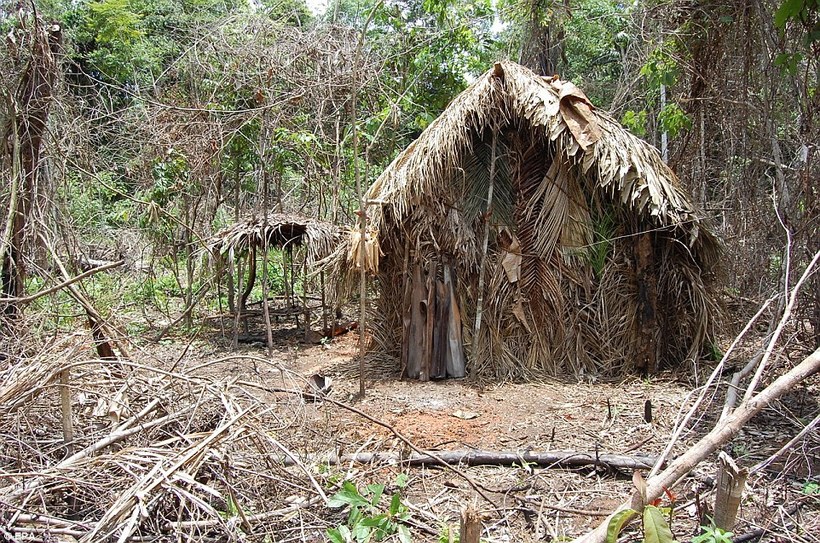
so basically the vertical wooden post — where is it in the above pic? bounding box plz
[261,240,274,357]
[634,231,659,374]
[59,368,74,454]
[460,505,481,543]
[421,260,436,382]
[713,451,748,530]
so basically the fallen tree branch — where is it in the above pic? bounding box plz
[0,259,124,304]
[571,346,820,543]
[278,449,658,471]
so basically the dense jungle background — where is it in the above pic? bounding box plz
[0,0,818,542]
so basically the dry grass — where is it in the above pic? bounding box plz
[0,326,817,542]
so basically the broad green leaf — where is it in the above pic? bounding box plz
[643,505,676,543]
[359,514,388,528]
[397,524,412,543]
[326,525,350,543]
[774,0,805,28]
[328,482,370,509]
[351,521,372,543]
[395,473,409,488]
[368,484,385,507]
[389,492,402,516]
[605,508,638,543]
[348,505,363,526]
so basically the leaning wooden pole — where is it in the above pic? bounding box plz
[571,346,820,543]
[472,131,497,361]
[350,0,384,397]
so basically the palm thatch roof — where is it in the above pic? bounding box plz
[209,213,340,265]
[329,61,721,380]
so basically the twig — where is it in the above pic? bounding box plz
[1,406,194,502]
[649,295,775,478]
[751,410,820,474]
[738,249,820,406]
[572,346,820,543]
[0,260,124,303]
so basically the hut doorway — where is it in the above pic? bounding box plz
[401,255,466,380]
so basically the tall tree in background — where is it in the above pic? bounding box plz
[1,11,62,318]
[512,0,569,75]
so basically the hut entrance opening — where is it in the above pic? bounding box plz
[401,255,466,380]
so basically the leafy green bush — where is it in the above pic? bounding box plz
[326,476,412,543]
[691,523,733,543]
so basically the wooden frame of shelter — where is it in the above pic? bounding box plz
[328,62,722,381]
[209,213,340,342]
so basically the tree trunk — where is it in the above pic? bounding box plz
[518,0,566,76]
[1,21,62,319]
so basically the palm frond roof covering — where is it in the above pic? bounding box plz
[362,61,718,267]
[331,61,721,380]
[209,213,341,265]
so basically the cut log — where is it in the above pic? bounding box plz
[278,449,659,470]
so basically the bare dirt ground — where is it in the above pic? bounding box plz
[159,326,819,542]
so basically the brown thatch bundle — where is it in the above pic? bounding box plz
[328,61,721,381]
[209,213,340,266]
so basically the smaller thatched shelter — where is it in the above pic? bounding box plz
[209,213,340,262]
[329,61,721,381]
[209,213,341,330]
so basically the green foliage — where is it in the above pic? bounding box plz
[657,103,692,139]
[629,39,692,141]
[774,51,805,74]
[587,210,616,279]
[691,523,733,543]
[562,0,630,106]
[622,109,648,137]
[802,480,820,495]
[605,509,638,543]
[643,505,677,543]
[86,0,143,44]
[771,0,818,75]
[62,172,135,232]
[774,0,818,31]
[706,341,724,362]
[640,41,681,89]
[326,477,412,543]
[604,505,676,543]
[139,150,193,248]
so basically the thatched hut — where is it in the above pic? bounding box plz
[209,213,341,331]
[331,61,721,381]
